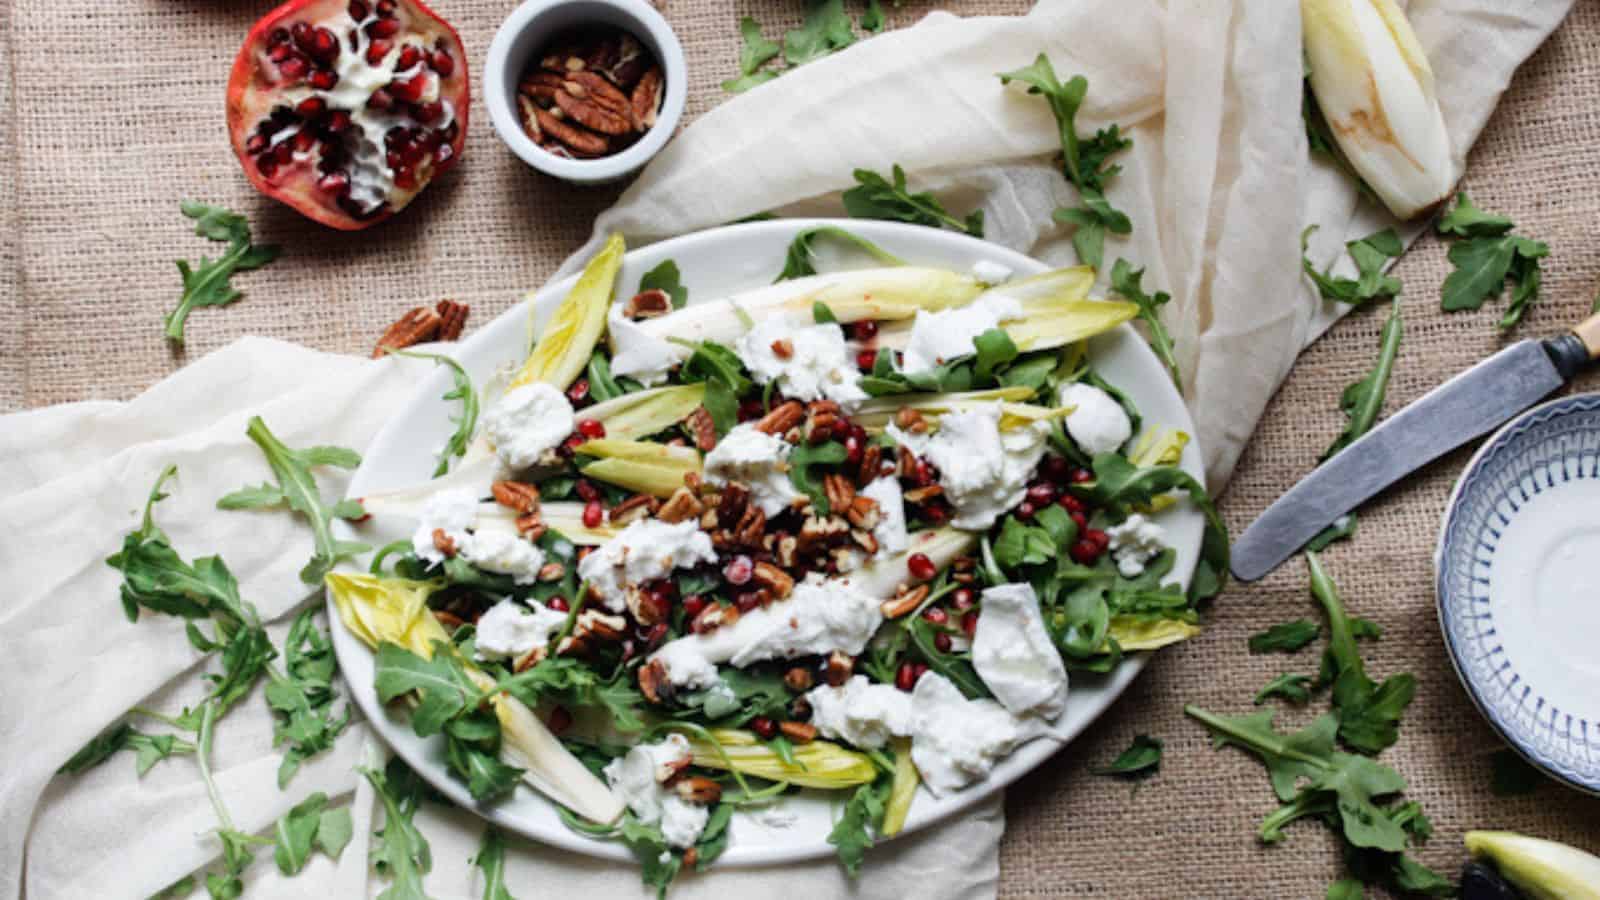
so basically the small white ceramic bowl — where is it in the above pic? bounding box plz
[484,0,686,184]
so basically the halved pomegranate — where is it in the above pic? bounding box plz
[226,0,469,230]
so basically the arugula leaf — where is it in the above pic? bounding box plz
[1090,734,1162,780]
[499,656,647,733]
[374,641,482,738]
[828,774,892,876]
[994,515,1055,568]
[1436,193,1549,328]
[362,760,434,900]
[672,337,754,396]
[220,416,369,584]
[777,226,904,281]
[1108,259,1180,385]
[639,260,688,309]
[722,17,781,93]
[1255,674,1314,706]
[860,0,885,33]
[1306,514,1358,553]
[266,609,351,786]
[472,826,517,900]
[842,165,984,237]
[699,378,739,438]
[1248,620,1320,654]
[586,350,640,404]
[152,875,197,899]
[274,792,330,875]
[784,0,855,66]
[317,806,353,859]
[972,328,1018,382]
[109,466,252,623]
[788,441,849,514]
[165,202,280,343]
[1326,878,1363,900]
[1308,553,1413,755]
[1077,454,1229,603]
[1436,192,1514,237]
[58,721,197,776]
[385,350,479,477]
[1323,301,1401,462]
[1301,226,1403,306]
[1490,748,1542,796]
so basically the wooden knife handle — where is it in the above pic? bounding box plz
[1572,312,1600,359]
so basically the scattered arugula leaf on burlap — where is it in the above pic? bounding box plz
[166,201,280,344]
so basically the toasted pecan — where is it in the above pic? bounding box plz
[373,306,441,358]
[754,400,805,436]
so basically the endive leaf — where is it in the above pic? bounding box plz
[511,233,625,391]
[584,384,706,441]
[577,440,702,498]
[685,729,877,789]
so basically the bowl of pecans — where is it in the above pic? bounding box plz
[485,0,686,183]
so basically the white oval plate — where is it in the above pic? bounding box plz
[330,219,1207,864]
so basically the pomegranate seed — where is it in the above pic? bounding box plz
[1058,493,1085,513]
[296,96,326,117]
[934,633,953,652]
[850,424,867,444]
[278,56,308,80]
[1086,528,1110,549]
[397,45,422,70]
[310,28,339,60]
[1026,482,1056,505]
[681,595,706,620]
[431,50,455,76]
[1071,467,1094,483]
[575,479,600,502]
[962,610,979,637]
[270,43,294,62]
[348,0,369,19]
[913,663,930,680]
[317,171,349,194]
[367,17,401,39]
[393,73,429,103]
[922,504,949,524]
[377,0,397,14]
[724,555,754,586]
[1016,501,1036,520]
[582,499,604,528]
[291,22,313,50]
[736,592,763,613]
[852,319,879,340]
[844,435,864,465]
[386,150,403,170]
[547,705,573,735]
[751,717,778,740]
[566,378,590,405]
[576,418,605,439]
[737,399,764,422]
[324,110,352,133]
[1070,510,1087,529]
[414,100,443,123]
[1069,539,1102,565]
[272,141,294,164]
[547,595,570,612]
[895,662,916,692]
[923,607,948,625]
[309,69,339,90]
[856,349,878,371]
[367,88,394,110]
[907,552,936,581]
[366,39,393,65]
[643,622,669,647]
[1043,455,1073,483]
[257,156,279,177]
[952,587,976,609]
[245,133,268,154]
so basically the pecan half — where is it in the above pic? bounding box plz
[881,584,930,618]
[807,410,840,445]
[373,306,441,358]
[751,561,795,599]
[603,33,650,90]
[638,658,671,704]
[516,513,547,540]
[609,493,660,526]
[575,609,627,642]
[717,482,751,524]
[733,505,766,547]
[844,495,881,530]
[431,528,458,558]
[533,106,609,156]
[435,300,469,341]
[433,609,467,631]
[771,338,794,360]
[779,721,818,744]
[519,70,565,104]
[563,71,632,116]
[823,473,856,513]
[622,288,673,319]
[691,602,739,634]
[857,444,883,486]
[775,534,799,568]
[754,400,805,436]
[823,650,854,687]
[783,666,815,692]
[554,86,632,135]
[518,95,544,138]
[537,561,565,582]
[657,486,705,524]
[493,480,541,513]
[685,407,717,452]
[798,514,850,550]
[626,586,670,626]
[895,407,929,433]
[851,529,879,555]
[903,484,944,504]
[674,776,723,805]
[513,645,548,673]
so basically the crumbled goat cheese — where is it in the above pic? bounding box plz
[701,423,804,517]
[482,382,576,470]
[1058,382,1132,456]
[577,519,717,614]
[888,403,1051,530]
[970,260,1014,284]
[473,599,568,662]
[603,734,709,849]
[860,476,909,556]
[737,319,868,409]
[900,294,1024,376]
[909,672,1037,796]
[652,639,721,690]
[1106,513,1166,578]
[461,529,547,585]
[410,487,479,567]
[607,311,678,387]
[971,583,1068,719]
[805,675,913,750]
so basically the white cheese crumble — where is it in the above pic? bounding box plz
[701,423,804,517]
[909,672,1036,796]
[482,382,575,470]
[473,599,567,662]
[736,319,867,409]
[1058,382,1133,456]
[970,260,1013,284]
[576,519,717,614]
[1106,513,1166,578]
[888,403,1051,530]
[860,476,909,556]
[805,675,913,750]
[607,311,678,387]
[971,584,1068,719]
[602,734,708,849]
[462,529,546,585]
[652,639,721,691]
[410,487,479,567]
[899,294,1023,376]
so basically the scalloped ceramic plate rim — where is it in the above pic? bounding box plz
[329,218,1207,865]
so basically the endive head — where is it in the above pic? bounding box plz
[325,571,450,657]
[1303,0,1455,220]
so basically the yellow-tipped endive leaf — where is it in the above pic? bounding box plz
[474,502,620,545]
[1106,616,1202,651]
[585,383,706,441]
[1466,831,1600,900]
[325,572,625,823]
[686,729,878,789]
[858,400,1065,434]
[1127,427,1192,512]
[577,439,701,498]
[852,387,1037,428]
[1001,299,1139,352]
[1303,0,1454,219]
[511,233,625,390]
[881,738,920,836]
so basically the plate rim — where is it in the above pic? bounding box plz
[1434,390,1600,796]
[330,217,1208,863]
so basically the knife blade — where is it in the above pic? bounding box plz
[1230,330,1596,582]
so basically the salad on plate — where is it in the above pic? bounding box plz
[329,230,1228,893]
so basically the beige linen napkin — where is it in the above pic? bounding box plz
[0,0,1573,897]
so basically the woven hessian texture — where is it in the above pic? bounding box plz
[6,0,1600,897]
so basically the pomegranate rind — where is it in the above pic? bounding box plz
[225,0,470,231]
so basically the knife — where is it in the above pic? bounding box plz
[1230,313,1600,582]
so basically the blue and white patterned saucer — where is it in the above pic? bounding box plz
[1437,392,1600,794]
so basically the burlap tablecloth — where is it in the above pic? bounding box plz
[4,0,1599,896]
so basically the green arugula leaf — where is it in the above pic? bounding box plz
[1436,192,1514,238]
[1077,454,1229,603]
[317,807,353,859]
[586,351,641,404]
[166,202,280,344]
[273,792,328,875]
[499,656,647,733]
[152,875,197,899]
[619,815,681,896]
[777,226,904,281]
[994,515,1055,568]
[1248,620,1321,654]
[385,350,479,477]
[788,440,849,514]
[374,641,481,738]
[266,609,351,786]
[109,466,249,623]
[672,337,754,396]
[860,0,885,33]
[1437,194,1549,328]
[58,721,197,776]
[693,803,737,871]
[1324,302,1401,461]
[1308,553,1413,755]
[1109,258,1180,385]
[472,826,517,900]
[722,17,781,93]
[362,760,434,900]
[842,165,984,237]
[972,328,1018,382]
[1306,514,1358,553]
[699,378,739,438]
[222,416,369,584]
[1326,878,1364,900]
[1255,673,1314,706]
[813,301,838,324]
[1489,748,1542,796]
[1301,226,1403,305]
[1090,733,1162,780]
[784,0,856,66]
[639,259,688,309]
[828,774,892,876]
[677,668,791,726]
[1349,617,1382,641]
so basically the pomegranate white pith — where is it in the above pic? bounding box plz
[227,0,469,230]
